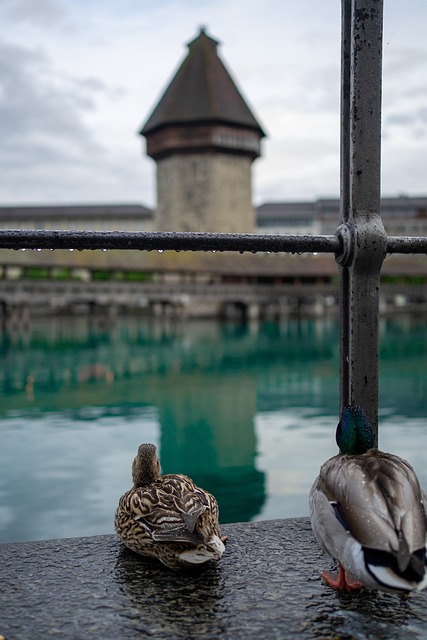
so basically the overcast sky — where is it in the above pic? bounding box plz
[1,0,426,208]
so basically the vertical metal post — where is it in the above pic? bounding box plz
[339,0,351,415]
[337,0,386,442]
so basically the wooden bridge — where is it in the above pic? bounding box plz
[0,277,342,321]
[1,276,426,329]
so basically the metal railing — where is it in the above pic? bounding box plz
[0,0,426,440]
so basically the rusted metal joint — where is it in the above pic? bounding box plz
[335,217,387,270]
[351,216,388,272]
[335,223,356,268]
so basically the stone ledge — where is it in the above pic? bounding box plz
[1,518,426,639]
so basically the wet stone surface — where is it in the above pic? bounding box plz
[1,518,427,639]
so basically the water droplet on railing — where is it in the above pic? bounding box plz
[211,250,217,253]
[21,248,26,251]
[157,249,164,253]
[37,248,42,252]
[312,252,318,256]
[69,248,74,252]
[102,248,107,252]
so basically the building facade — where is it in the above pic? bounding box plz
[256,196,427,237]
[2,197,427,237]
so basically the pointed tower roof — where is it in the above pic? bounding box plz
[141,28,265,136]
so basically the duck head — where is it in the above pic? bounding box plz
[336,405,375,455]
[132,443,161,487]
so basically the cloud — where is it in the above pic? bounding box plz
[0,0,66,26]
[0,36,150,204]
[381,44,427,148]
[385,107,427,130]
[0,39,93,190]
[0,41,95,142]
[0,0,427,205]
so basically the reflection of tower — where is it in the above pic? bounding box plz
[158,372,265,523]
[140,28,266,233]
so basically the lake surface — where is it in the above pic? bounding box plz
[1,314,427,543]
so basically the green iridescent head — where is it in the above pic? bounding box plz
[336,405,375,455]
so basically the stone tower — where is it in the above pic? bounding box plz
[140,28,265,233]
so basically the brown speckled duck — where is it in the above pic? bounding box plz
[115,443,226,570]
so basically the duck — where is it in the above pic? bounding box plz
[115,443,227,570]
[310,404,427,593]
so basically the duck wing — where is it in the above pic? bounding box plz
[320,451,426,553]
[317,450,427,586]
[124,474,218,545]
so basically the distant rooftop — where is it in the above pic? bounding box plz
[257,195,427,221]
[1,195,426,224]
[0,204,153,220]
[141,28,265,137]
[257,202,316,221]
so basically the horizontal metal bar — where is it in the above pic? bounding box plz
[387,236,427,254]
[0,229,340,254]
[1,229,427,256]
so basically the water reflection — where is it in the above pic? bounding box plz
[114,546,224,637]
[158,373,265,522]
[1,314,427,542]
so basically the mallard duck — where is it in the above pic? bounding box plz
[115,443,226,570]
[310,405,427,593]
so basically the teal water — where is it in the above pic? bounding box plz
[1,315,427,543]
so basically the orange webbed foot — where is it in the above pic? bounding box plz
[322,563,363,593]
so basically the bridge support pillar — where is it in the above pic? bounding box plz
[246,302,260,320]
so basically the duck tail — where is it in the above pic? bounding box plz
[363,546,427,591]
